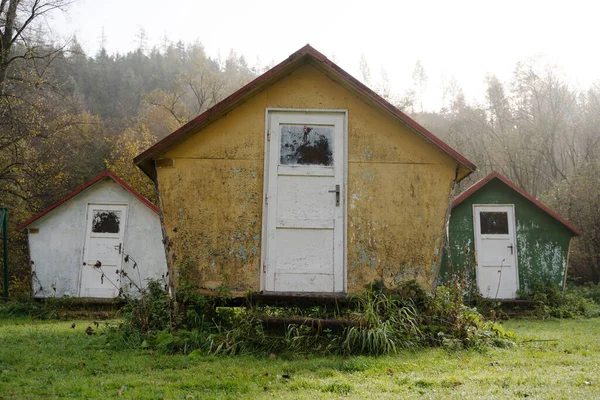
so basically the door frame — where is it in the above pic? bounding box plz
[472,203,519,298]
[78,202,130,297]
[260,108,348,293]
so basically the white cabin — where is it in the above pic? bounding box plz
[17,171,167,299]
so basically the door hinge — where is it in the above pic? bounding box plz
[265,194,268,205]
[267,131,271,141]
[262,261,266,273]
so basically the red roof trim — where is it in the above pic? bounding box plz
[134,44,476,175]
[452,171,581,236]
[16,171,158,231]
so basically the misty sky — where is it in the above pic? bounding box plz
[51,0,600,110]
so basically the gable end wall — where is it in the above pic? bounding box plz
[27,180,167,298]
[441,179,576,292]
[156,64,460,294]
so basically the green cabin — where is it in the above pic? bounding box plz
[440,172,580,299]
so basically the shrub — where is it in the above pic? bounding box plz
[518,281,600,318]
[0,296,79,319]
[108,278,515,356]
[121,279,174,332]
[425,282,515,349]
[0,298,58,319]
[8,273,32,301]
[574,282,600,305]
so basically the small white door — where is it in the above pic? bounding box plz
[264,111,346,293]
[473,205,519,299]
[80,204,127,298]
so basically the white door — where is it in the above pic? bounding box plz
[473,205,519,299]
[80,204,127,298]
[263,111,346,293]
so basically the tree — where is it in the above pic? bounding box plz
[0,0,77,202]
[359,54,370,85]
[412,60,428,113]
[105,125,157,202]
[135,26,147,54]
[144,45,254,129]
[542,162,600,284]
[0,0,81,296]
[0,0,74,89]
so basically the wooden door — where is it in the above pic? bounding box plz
[80,204,127,298]
[473,205,519,299]
[264,111,346,293]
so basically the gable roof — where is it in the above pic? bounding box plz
[452,171,581,236]
[134,44,476,180]
[16,171,158,231]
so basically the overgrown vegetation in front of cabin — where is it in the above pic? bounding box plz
[104,263,598,355]
[102,278,515,356]
[92,258,521,356]
[2,255,599,357]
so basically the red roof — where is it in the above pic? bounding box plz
[452,171,581,236]
[16,171,158,231]
[134,44,476,179]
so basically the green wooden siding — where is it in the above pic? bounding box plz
[440,179,576,293]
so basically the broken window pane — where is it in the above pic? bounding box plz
[280,125,333,166]
[92,211,121,233]
[480,211,509,234]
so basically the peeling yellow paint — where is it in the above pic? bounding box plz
[156,63,459,295]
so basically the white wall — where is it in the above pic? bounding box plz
[27,179,167,298]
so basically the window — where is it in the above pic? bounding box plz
[480,211,509,234]
[280,125,333,166]
[92,211,121,233]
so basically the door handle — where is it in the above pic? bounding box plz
[114,243,122,254]
[507,244,513,255]
[328,184,340,206]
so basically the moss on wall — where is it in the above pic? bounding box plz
[441,179,576,293]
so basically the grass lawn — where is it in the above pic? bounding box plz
[1,318,599,399]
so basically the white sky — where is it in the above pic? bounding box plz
[51,0,600,110]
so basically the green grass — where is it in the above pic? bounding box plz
[1,318,599,399]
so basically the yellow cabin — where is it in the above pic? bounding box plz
[135,45,475,297]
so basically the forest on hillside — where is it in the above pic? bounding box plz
[1,0,599,292]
